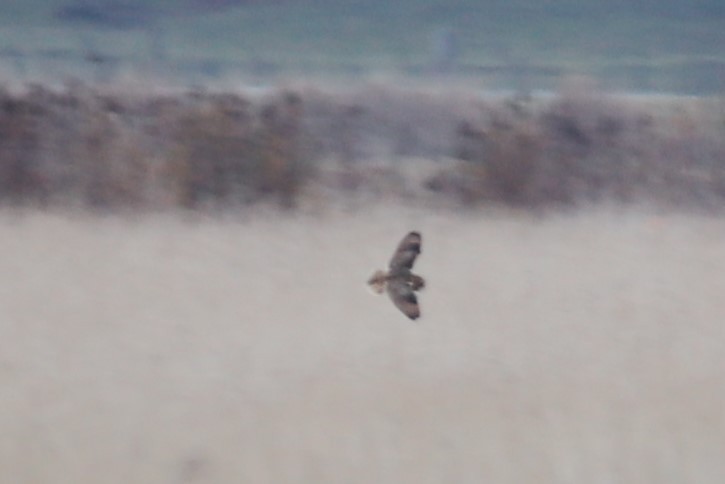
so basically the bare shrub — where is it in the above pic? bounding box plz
[0,88,47,205]
[442,77,725,209]
[485,119,543,205]
[536,79,725,208]
[168,93,255,208]
[166,91,313,209]
[446,98,543,206]
[253,92,312,208]
[0,79,722,212]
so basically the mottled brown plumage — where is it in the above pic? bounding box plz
[367,231,425,320]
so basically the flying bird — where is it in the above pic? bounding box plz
[367,231,425,320]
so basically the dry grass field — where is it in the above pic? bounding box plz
[1,205,725,483]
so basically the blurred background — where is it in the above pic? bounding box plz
[1,2,725,484]
[0,0,723,93]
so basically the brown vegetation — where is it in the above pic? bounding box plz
[0,80,722,211]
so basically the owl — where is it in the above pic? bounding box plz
[367,231,425,320]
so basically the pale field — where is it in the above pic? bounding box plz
[1,205,725,483]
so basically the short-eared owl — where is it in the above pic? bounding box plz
[368,231,425,320]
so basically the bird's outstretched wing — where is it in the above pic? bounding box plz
[389,231,422,271]
[386,279,420,320]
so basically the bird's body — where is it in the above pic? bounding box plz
[368,269,425,293]
[367,231,425,320]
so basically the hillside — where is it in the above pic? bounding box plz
[0,0,723,92]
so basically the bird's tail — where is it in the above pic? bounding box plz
[367,270,386,294]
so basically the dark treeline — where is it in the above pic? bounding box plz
[0,80,723,211]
